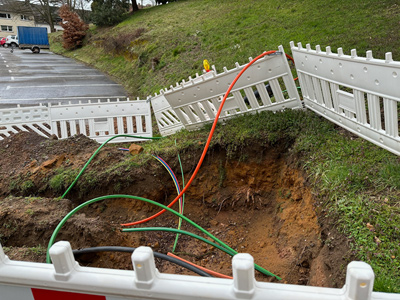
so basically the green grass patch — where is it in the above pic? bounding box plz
[49,168,79,193]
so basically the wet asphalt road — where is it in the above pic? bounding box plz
[0,47,128,109]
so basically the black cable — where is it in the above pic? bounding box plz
[243,83,274,105]
[73,246,213,278]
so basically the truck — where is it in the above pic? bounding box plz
[17,26,49,53]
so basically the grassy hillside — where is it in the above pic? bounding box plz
[50,0,400,98]
[49,0,400,293]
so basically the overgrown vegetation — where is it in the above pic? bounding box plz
[46,0,400,292]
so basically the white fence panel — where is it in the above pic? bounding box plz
[291,42,400,155]
[150,94,184,136]
[49,99,152,143]
[151,45,301,133]
[0,104,52,139]
[0,99,152,143]
[0,241,399,300]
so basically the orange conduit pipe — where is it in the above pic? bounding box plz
[121,50,279,227]
[167,252,233,279]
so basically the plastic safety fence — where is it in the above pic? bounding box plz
[148,93,185,137]
[1,241,399,300]
[0,98,153,143]
[0,104,52,139]
[150,45,301,136]
[291,42,400,156]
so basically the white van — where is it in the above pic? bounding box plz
[4,35,18,48]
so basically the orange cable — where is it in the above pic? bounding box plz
[121,50,278,227]
[167,252,233,279]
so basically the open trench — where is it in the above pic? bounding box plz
[0,133,352,288]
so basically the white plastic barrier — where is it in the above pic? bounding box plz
[49,99,152,143]
[151,45,301,134]
[0,99,152,143]
[291,42,400,156]
[0,241,399,300]
[0,104,52,140]
[149,94,184,136]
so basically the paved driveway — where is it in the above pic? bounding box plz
[0,47,128,109]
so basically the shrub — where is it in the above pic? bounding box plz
[102,28,145,54]
[59,5,89,50]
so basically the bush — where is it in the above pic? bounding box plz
[59,5,89,50]
[102,28,145,54]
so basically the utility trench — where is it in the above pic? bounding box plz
[0,132,352,288]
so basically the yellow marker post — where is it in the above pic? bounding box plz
[203,59,210,72]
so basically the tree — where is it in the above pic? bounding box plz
[131,0,138,12]
[58,4,88,49]
[0,0,91,32]
[91,0,129,26]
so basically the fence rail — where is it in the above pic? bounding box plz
[1,241,399,300]
[291,42,400,156]
[0,98,152,143]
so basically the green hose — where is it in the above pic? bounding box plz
[123,227,236,256]
[46,194,280,279]
[61,134,162,199]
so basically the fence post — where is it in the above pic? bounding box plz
[344,261,374,300]
[232,253,255,299]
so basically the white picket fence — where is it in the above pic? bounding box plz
[0,98,153,143]
[150,45,301,135]
[290,42,400,156]
[1,241,399,300]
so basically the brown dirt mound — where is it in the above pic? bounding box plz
[0,131,353,287]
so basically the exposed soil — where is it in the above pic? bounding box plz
[0,132,353,287]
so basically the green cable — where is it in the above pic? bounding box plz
[46,194,280,279]
[123,227,236,256]
[282,86,302,94]
[172,139,185,252]
[61,134,162,199]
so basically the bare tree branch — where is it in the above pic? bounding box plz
[0,0,89,32]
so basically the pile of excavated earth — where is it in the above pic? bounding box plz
[0,131,353,287]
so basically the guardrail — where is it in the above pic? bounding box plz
[291,42,400,156]
[150,45,301,135]
[0,98,152,143]
[0,241,399,300]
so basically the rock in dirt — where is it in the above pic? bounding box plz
[129,144,144,155]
